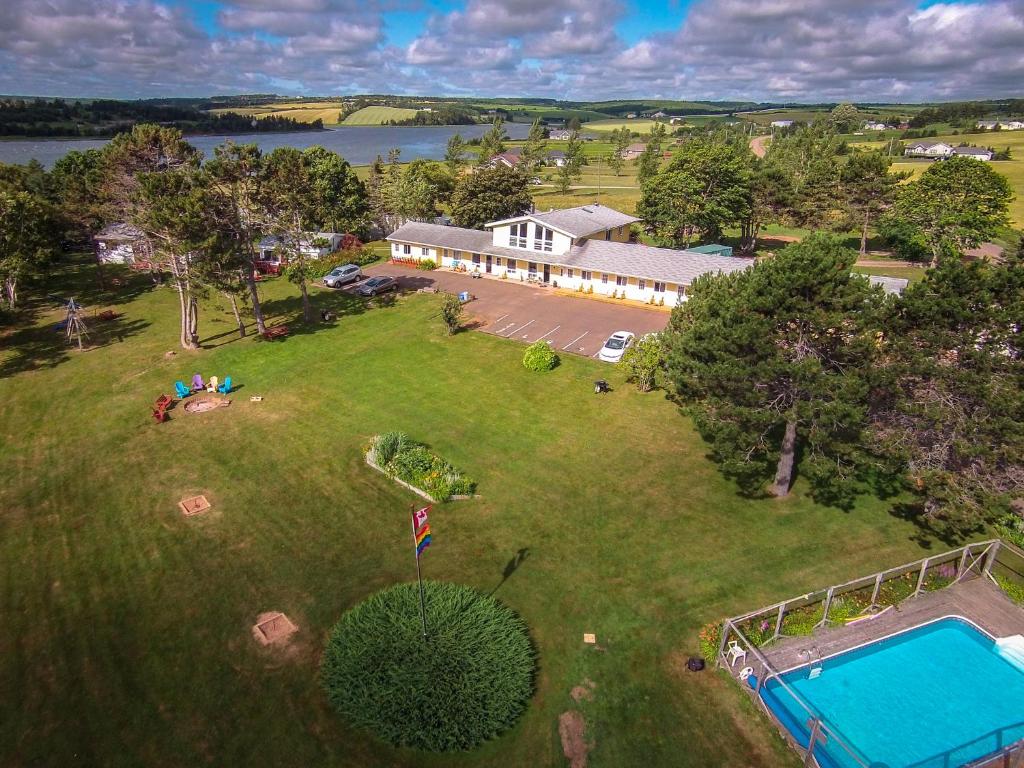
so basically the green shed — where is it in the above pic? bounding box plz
[688,243,734,258]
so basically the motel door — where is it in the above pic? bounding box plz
[543,264,550,283]
[485,255,492,273]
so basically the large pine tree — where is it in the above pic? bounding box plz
[663,234,881,504]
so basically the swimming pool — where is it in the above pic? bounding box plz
[759,617,1024,768]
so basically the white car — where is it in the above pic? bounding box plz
[323,264,362,288]
[598,331,635,363]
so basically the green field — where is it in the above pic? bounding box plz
[0,256,947,768]
[209,100,344,125]
[341,106,420,126]
[583,119,661,134]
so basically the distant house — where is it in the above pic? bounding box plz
[977,119,1024,131]
[650,111,668,119]
[487,150,523,169]
[548,129,572,141]
[863,122,887,131]
[951,146,994,161]
[623,142,647,160]
[625,112,637,119]
[94,223,148,265]
[770,120,794,128]
[546,150,567,167]
[904,140,954,158]
[256,232,344,274]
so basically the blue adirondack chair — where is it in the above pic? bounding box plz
[174,381,190,399]
[217,376,232,394]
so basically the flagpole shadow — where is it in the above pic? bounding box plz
[489,548,530,597]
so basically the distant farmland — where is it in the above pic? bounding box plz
[209,100,343,125]
[341,106,419,125]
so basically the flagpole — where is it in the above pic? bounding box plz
[410,505,428,640]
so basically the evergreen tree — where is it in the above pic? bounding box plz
[554,131,584,194]
[608,127,631,176]
[839,150,909,255]
[869,256,1024,536]
[445,133,466,174]
[520,119,547,174]
[636,123,667,186]
[477,117,508,164]
[740,159,794,253]
[663,234,881,503]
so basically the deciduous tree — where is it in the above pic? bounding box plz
[554,131,584,194]
[449,166,531,229]
[839,150,908,255]
[638,138,750,246]
[0,190,58,310]
[478,117,508,164]
[636,123,667,186]
[887,156,1012,266]
[520,119,547,175]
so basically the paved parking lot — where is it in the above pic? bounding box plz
[359,264,669,358]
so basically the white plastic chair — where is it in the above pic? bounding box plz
[726,640,747,667]
[738,666,754,682]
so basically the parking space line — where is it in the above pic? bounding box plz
[563,331,588,350]
[495,322,517,335]
[535,325,560,342]
[506,319,535,337]
[491,313,509,326]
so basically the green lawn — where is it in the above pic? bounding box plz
[0,257,953,767]
[341,106,420,126]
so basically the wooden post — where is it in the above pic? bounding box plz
[914,557,930,597]
[773,603,785,640]
[984,540,1000,577]
[958,545,972,580]
[717,620,731,668]
[870,572,883,608]
[817,588,834,628]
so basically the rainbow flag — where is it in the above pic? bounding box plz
[413,505,432,558]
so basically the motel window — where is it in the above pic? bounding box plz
[453,250,462,260]
[618,226,625,236]
[510,222,528,248]
[601,274,608,284]
[393,242,399,252]
[496,258,502,266]
[472,253,480,264]
[677,285,687,298]
[403,244,411,255]
[443,249,450,258]
[604,230,612,241]
[528,262,538,276]
[654,281,666,293]
[533,225,554,252]
[421,247,430,257]
[638,279,646,290]
[582,270,592,281]
[616,275,627,287]
[507,259,517,273]
[567,268,574,278]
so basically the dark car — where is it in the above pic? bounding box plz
[357,276,398,296]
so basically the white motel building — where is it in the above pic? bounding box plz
[385,204,755,308]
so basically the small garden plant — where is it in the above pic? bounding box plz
[320,582,536,751]
[440,293,464,336]
[522,340,558,372]
[370,432,476,500]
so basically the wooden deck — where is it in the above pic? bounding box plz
[757,576,1024,674]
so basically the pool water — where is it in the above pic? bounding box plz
[760,618,1024,768]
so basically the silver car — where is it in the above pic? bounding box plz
[323,264,362,288]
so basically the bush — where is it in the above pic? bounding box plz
[417,259,437,271]
[321,582,536,751]
[440,293,463,335]
[781,603,824,636]
[522,340,558,372]
[996,574,1024,606]
[620,334,663,392]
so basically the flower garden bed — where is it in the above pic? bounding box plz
[366,432,476,502]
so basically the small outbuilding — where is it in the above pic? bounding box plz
[94,223,148,265]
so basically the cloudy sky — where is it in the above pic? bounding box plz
[1,0,1023,102]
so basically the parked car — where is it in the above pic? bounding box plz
[323,264,362,288]
[357,276,398,296]
[598,331,635,363]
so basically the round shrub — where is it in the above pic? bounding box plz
[321,582,535,751]
[522,340,559,372]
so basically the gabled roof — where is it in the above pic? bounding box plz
[867,275,909,295]
[486,204,639,239]
[565,240,754,286]
[386,221,491,252]
[952,146,992,156]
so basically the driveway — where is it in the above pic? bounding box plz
[359,264,669,358]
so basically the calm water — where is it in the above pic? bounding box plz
[0,123,532,168]
[761,618,1024,768]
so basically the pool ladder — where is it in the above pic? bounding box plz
[805,647,824,679]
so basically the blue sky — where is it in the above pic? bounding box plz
[0,0,1021,100]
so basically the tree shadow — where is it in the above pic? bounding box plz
[0,311,150,379]
[489,548,530,596]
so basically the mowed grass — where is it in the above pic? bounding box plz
[583,119,662,134]
[0,260,947,767]
[341,106,420,126]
